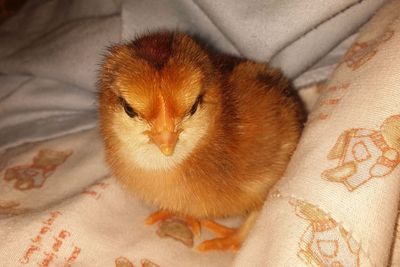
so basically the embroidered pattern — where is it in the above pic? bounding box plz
[0,200,28,217]
[115,257,159,267]
[291,200,360,266]
[307,83,350,124]
[19,211,81,266]
[4,149,72,190]
[82,180,110,200]
[340,29,394,71]
[322,115,400,191]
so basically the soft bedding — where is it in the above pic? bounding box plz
[1,0,399,266]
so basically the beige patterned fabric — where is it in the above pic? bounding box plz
[0,129,241,266]
[234,1,400,266]
[1,1,400,266]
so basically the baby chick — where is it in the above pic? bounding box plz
[98,32,304,251]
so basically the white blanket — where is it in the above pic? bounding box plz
[2,0,399,266]
[0,0,385,150]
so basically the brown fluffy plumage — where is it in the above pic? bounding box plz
[98,32,304,251]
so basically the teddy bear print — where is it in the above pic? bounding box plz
[322,115,400,191]
[4,149,72,190]
[341,28,394,71]
[290,200,360,266]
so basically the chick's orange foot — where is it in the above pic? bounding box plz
[198,211,259,252]
[146,210,259,252]
[197,220,241,251]
[145,211,243,252]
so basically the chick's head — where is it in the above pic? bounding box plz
[99,32,219,170]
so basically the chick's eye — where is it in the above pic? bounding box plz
[189,94,203,116]
[119,97,138,118]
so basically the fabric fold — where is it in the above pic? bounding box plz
[234,1,400,266]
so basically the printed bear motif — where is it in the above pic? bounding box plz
[4,149,72,190]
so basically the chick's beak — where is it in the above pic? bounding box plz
[147,130,179,156]
[145,112,181,156]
